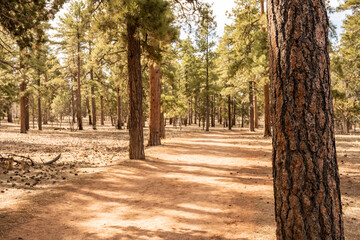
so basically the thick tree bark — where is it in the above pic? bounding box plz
[148,62,161,146]
[100,95,105,125]
[116,87,122,130]
[264,83,271,136]
[249,81,255,132]
[127,21,145,159]
[228,95,231,130]
[267,0,344,239]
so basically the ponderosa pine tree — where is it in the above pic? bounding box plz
[267,0,344,238]
[195,5,217,132]
[0,1,65,133]
[58,0,89,130]
[148,60,162,145]
[260,0,271,137]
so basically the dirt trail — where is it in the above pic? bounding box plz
[0,130,275,240]
[0,129,359,240]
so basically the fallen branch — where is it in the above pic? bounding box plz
[43,154,61,165]
[6,154,34,166]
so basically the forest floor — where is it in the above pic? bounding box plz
[0,121,359,240]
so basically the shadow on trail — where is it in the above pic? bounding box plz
[0,131,275,240]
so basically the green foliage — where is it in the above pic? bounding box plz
[0,0,66,48]
[331,1,360,127]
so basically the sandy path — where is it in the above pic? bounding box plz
[0,130,276,240]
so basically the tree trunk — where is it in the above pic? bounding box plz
[71,86,76,124]
[127,21,145,159]
[43,73,48,125]
[116,87,122,130]
[211,95,215,127]
[205,35,210,132]
[86,97,92,125]
[188,101,191,125]
[148,62,161,146]
[20,81,26,133]
[194,96,197,124]
[241,102,244,128]
[228,95,231,130]
[254,92,259,128]
[25,91,29,131]
[264,83,271,136]
[249,81,255,132]
[100,95,105,125]
[219,106,222,124]
[260,0,271,137]
[91,87,96,130]
[37,76,42,130]
[7,106,13,123]
[232,97,236,127]
[267,0,344,239]
[205,92,210,131]
[76,30,83,130]
[160,112,165,139]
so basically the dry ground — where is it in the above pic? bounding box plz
[0,121,359,240]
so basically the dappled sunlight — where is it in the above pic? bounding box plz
[1,129,359,239]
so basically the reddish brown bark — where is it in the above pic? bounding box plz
[267,0,344,239]
[148,62,161,146]
[127,22,145,159]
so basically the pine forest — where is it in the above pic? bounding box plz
[0,0,359,239]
